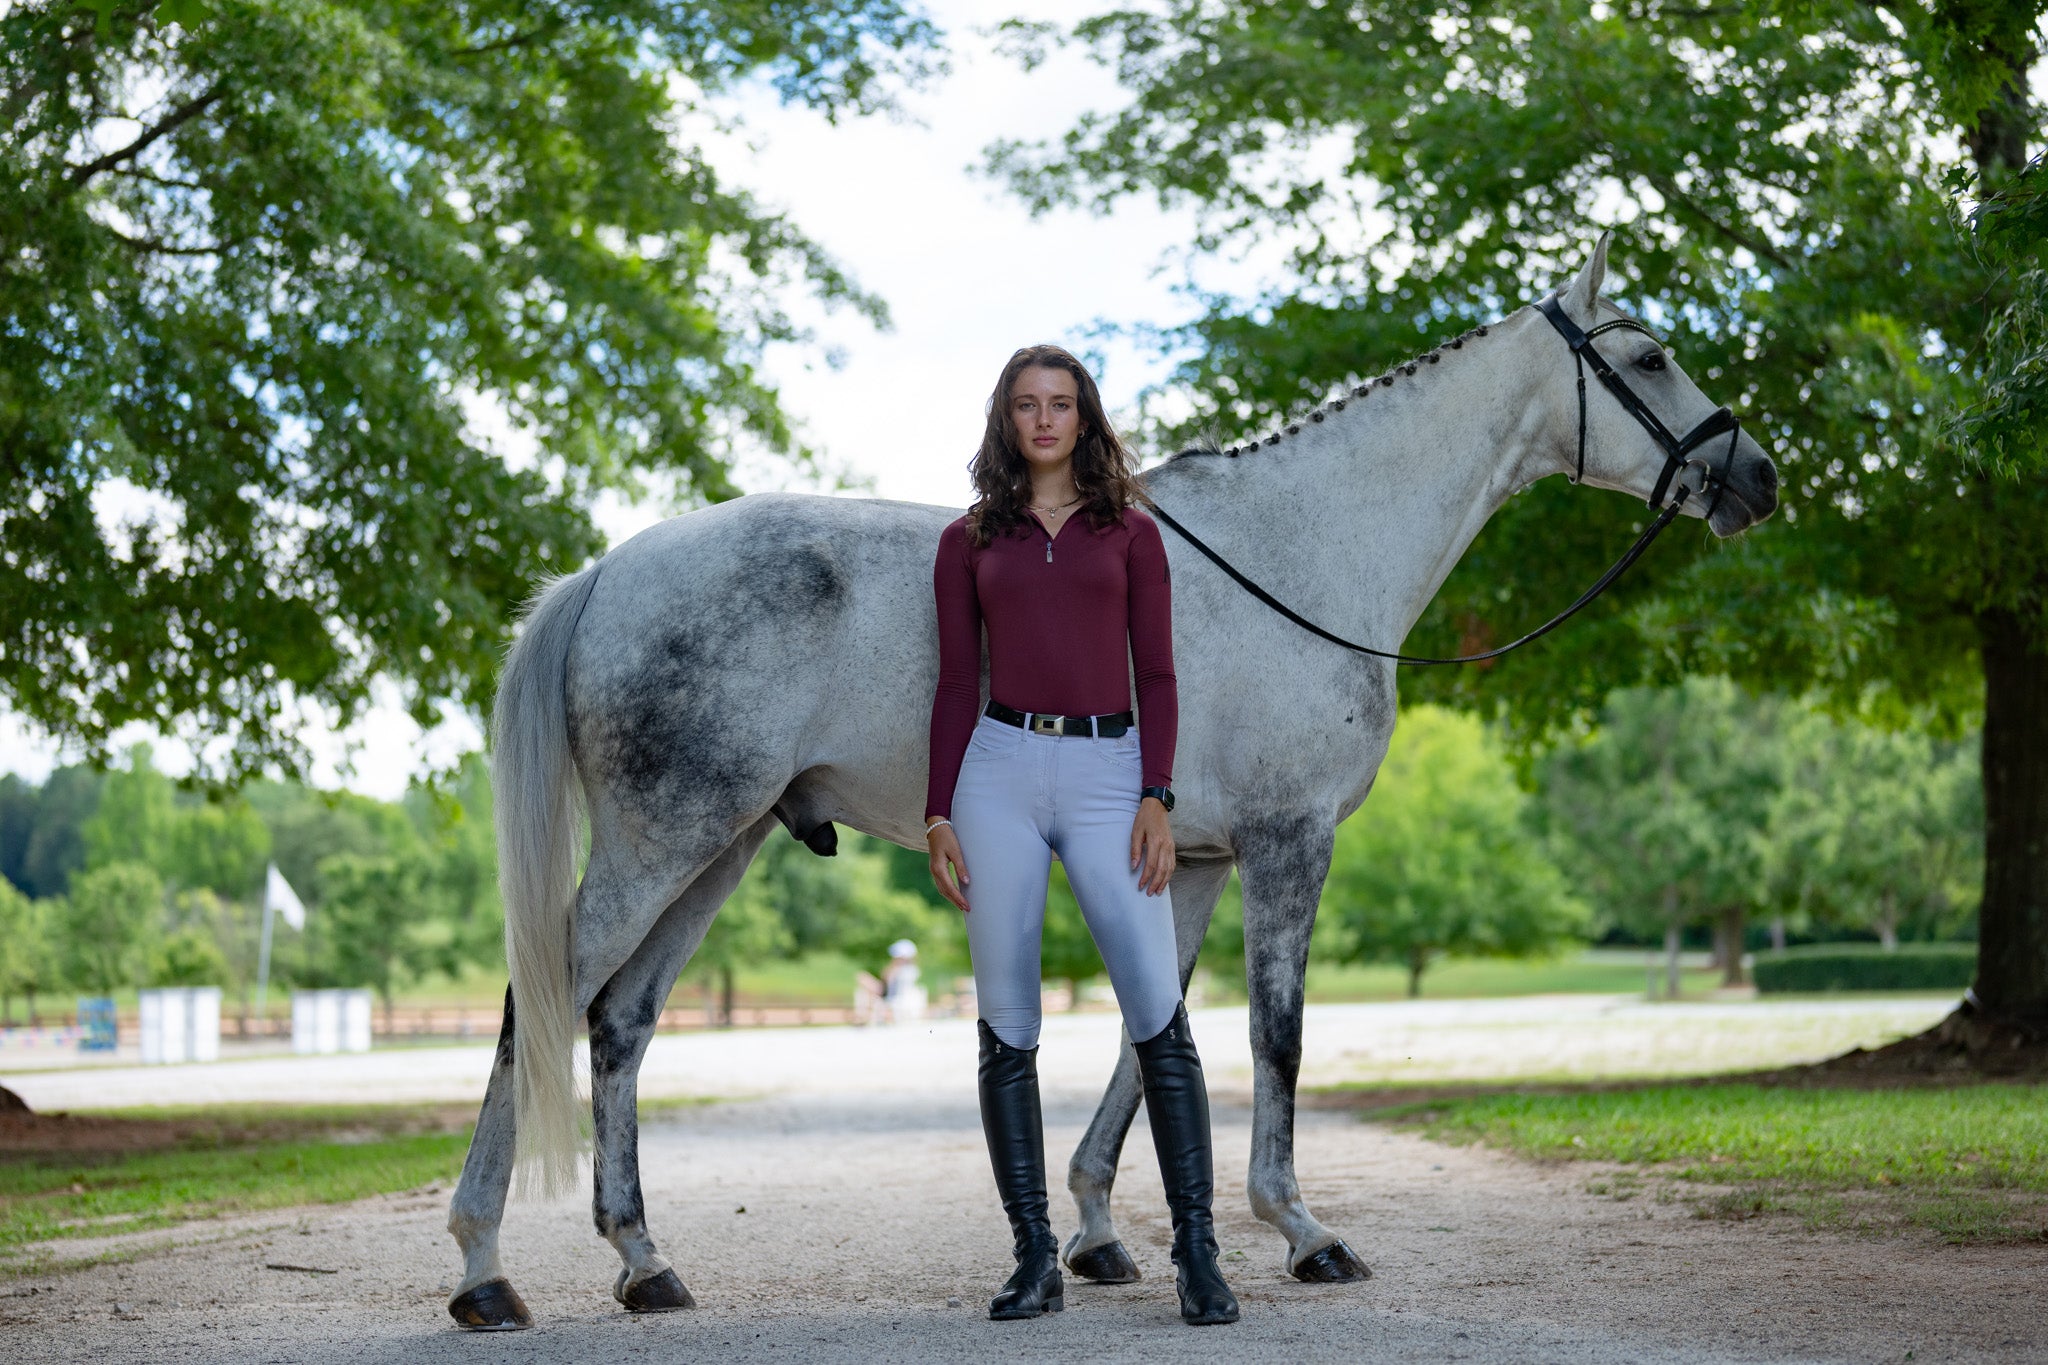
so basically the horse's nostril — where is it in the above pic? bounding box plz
[1756,459,1778,493]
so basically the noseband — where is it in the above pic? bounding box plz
[1534,295,1742,520]
[1147,295,1751,667]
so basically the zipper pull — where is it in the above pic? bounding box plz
[1045,539,1053,563]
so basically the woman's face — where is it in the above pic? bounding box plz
[1009,365,1085,474]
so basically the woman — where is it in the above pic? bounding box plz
[924,344,1239,1327]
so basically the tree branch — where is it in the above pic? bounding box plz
[1641,171,1798,272]
[1557,71,1799,274]
[66,86,222,187]
[450,21,561,59]
[1,18,99,133]
[111,165,205,191]
[105,225,244,256]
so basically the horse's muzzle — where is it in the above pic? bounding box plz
[1706,444,1779,536]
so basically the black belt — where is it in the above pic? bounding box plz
[985,700,1134,738]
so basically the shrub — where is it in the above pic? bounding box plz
[150,925,232,987]
[1751,943,1975,994]
[60,861,164,993]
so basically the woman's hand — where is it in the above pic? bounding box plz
[927,819,971,913]
[1131,797,1176,895]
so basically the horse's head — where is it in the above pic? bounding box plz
[1543,234,1778,537]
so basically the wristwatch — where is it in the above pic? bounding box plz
[1140,785,1175,811]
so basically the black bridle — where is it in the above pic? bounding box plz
[1535,296,1742,519]
[1148,296,1748,667]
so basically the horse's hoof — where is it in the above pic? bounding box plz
[448,1278,532,1330]
[1291,1240,1373,1283]
[1064,1239,1143,1284]
[619,1267,696,1314]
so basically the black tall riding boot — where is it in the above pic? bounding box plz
[1135,1005,1241,1326]
[978,1020,1064,1320]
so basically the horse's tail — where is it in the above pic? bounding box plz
[492,563,602,1198]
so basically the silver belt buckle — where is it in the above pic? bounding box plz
[1030,713,1062,736]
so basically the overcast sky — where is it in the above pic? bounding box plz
[0,2,1261,798]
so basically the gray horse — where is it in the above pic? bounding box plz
[444,236,1778,1327]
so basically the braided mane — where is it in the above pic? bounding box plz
[1166,321,1497,462]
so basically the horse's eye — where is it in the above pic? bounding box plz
[1637,351,1668,373]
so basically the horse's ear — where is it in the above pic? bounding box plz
[1561,231,1612,318]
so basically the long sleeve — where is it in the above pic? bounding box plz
[1125,511,1178,790]
[925,518,982,820]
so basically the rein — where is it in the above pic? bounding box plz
[1149,296,1745,668]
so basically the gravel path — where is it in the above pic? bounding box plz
[4,995,1960,1109]
[9,999,2042,1364]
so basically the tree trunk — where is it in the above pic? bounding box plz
[1067,978,1084,1011]
[719,964,736,1028]
[1965,37,2033,177]
[1967,609,2048,1041]
[1663,887,1683,1000]
[1876,888,1898,952]
[1831,613,2048,1076]
[1919,0,2048,1062]
[1769,916,1786,952]
[1717,906,1746,987]
[1406,947,1428,999]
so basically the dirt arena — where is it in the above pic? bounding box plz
[7,998,2042,1363]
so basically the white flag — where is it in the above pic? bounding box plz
[265,863,306,931]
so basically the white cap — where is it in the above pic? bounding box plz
[888,938,918,959]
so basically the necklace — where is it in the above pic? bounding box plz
[1032,495,1082,563]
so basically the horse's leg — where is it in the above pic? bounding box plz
[1064,859,1233,1284]
[445,819,752,1328]
[1237,815,1371,1283]
[447,988,529,1328]
[587,814,776,1313]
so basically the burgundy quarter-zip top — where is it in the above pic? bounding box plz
[926,508,1178,820]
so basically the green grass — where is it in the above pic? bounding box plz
[668,948,1722,1012]
[1190,950,1727,1005]
[673,952,879,1007]
[1301,953,1725,1001]
[387,951,881,1010]
[1379,1082,2048,1242]
[382,948,1960,1018]
[0,1103,474,1274]
[387,948,1780,1014]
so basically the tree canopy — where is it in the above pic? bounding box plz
[0,0,936,779]
[1319,706,1587,996]
[1764,710,1982,949]
[60,860,163,993]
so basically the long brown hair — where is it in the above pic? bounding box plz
[965,344,1146,548]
